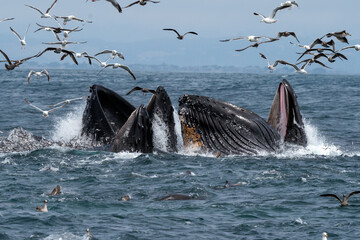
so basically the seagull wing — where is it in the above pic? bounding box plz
[119,65,136,80]
[95,50,112,56]
[163,28,181,38]
[24,98,45,113]
[24,24,30,39]
[0,18,15,22]
[46,0,58,13]
[85,56,101,65]
[338,45,355,52]
[278,60,300,71]
[107,0,122,12]
[183,31,198,36]
[25,5,44,16]
[125,1,140,8]
[347,191,360,199]
[313,60,331,69]
[320,194,342,203]
[9,27,22,41]
[309,38,323,49]
[61,49,78,65]
[296,49,314,61]
[271,5,290,18]
[48,103,68,113]
[290,32,300,43]
[253,12,266,18]
[235,43,258,52]
[149,0,160,3]
[0,49,13,64]
[27,70,35,83]
[41,69,50,81]
[48,95,87,107]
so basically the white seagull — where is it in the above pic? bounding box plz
[253,5,291,24]
[86,56,110,68]
[259,53,282,71]
[25,0,58,19]
[27,70,50,84]
[35,200,48,212]
[55,15,92,25]
[220,35,274,42]
[95,49,125,60]
[277,60,310,74]
[280,1,298,7]
[0,18,14,22]
[99,63,136,80]
[338,44,360,52]
[42,39,87,48]
[10,25,30,48]
[25,98,68,118]
[322,232,328,240]
[48,96,88,108]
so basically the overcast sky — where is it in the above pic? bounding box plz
[0,0,359,73]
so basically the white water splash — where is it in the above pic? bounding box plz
[295,217,307,225]
[43,232,90,240]
[152,113,170,152]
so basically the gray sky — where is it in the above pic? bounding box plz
[0,0,359,73]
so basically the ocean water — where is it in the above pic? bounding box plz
[1,69,360,240]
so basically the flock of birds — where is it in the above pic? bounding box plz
[220,1,359,74]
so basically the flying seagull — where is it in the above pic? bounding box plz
[220,35,275,43]
[338,44,360,52]
[276,60,311,74]
[259,53,283,71]
[10,25,30,48]
[25,98,68,118]
[277,31,299,42]
[87,0,122,13]
[235,38,278,52]
[163,28,198,40]
[85,56,110,67]
[290,38,336,51]
[320,191,360,206]
[25,0,58,19]
[323,30,351,44]
[37,47,79,65]
[36,200,48,212]
[296,48,336,61]
[99,63,136,80]
[54,15,92,25]
[297,52,347,64]
[60,51,91,64]
[125,0,160,8]
[126,86,156,95]
[48,95,88,108]
[280,1,298,7]
[0,49,37,71]
[34,23,83,35]
[253,5,292,24]
[95,49,125,60]
[0,18,14,22]
[27,70,50,84]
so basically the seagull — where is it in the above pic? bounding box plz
[10,25,30,48]
[60,51,91,64]
[37,47,79,65]
[320,191,360,206]
[296,58,331,69]
[34,23,83,35]
[277,31,299,42]
[42,39,87,48]
[88,0,122,13]
[95,49,125,60]
[322,232,328,240]
[48,95,87,107]
[253,5,291,24]
[235,38,278,52]
[290,38,336,51]
[125,0,160,8]
[280,1,298,7]
[86,228,93,238]
[85,56,110,67]
[49,185,61,196]
[163,28,198,40]
[55,15,91,25]
[25,0,58,19]
[99,63,136,80]
[297,52,347,64]
[259,53,282,71]
[0,18,14,22]
[126,86,156,95]
[27,70,50,84]
[119,195,131,201]
[297,48,336,61]
[0,49,37,71]
[220,35,275,42]
[35,200,48,212]
[276,60,311,74]
[25,98,68,118]
[338,44,360,52]
[323,30,351,44]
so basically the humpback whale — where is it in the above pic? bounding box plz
[81,79,306,155]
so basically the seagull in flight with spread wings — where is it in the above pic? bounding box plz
[25,0,58,19]
[27,70,50,84]
[163,28,198,40]
[10,25,30,48]
[254,4,292,24]
[25,98,68,118]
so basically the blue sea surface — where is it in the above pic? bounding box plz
[1,70,360,240]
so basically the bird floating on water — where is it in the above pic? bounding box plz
[125,0,160,8]
[10,25,30,48]
[25,0,58,19]
[163,28,198,40]
[320,191,360,206]
[253,5,292,24]
[27,70,50,84]
[35,200,48,212]
[49,185,61,196]
[25,98,68,118]
[322,232,328,240]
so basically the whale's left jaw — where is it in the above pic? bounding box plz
[267,79,307,146]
